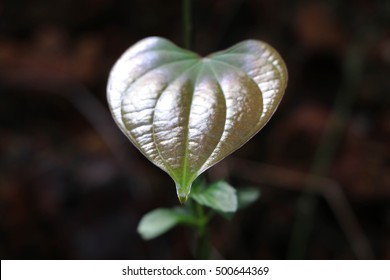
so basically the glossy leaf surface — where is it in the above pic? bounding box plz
[107,37,287,203]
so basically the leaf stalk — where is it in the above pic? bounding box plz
[182,0,193,50]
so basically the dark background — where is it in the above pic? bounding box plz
[0,0,389,259]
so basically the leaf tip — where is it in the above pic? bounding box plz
[178,194,189,205]
[176,182,192,205]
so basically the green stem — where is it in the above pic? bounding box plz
[196,227,209,260]
[182,0,193,50]
[190,200,210,259]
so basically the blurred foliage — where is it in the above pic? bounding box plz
[0,0,389,259]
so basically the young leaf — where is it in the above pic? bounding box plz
[107,37,287,203]
[191,181,238,213]
[237,187,260,209]
[137,207,195,240]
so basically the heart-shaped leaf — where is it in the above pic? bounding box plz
[107,37,287,203]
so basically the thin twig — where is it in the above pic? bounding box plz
[287,43,367,259]
[225,157,374,259]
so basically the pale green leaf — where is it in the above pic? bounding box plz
[191,181,237,213]
[237,187,260,209]
[107,37,287,203]
[137,207,195,240]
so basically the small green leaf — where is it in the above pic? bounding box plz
[107,37,287,203]
[237,187,260,209]
[137,208,195,240]
[191,181,238,213]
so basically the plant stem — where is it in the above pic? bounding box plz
[194,202,210,259]
[196,227,210,260]
[182,0,193,50]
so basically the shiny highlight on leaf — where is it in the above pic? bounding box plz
[107,37,287,203]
